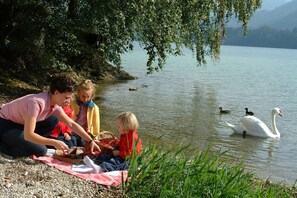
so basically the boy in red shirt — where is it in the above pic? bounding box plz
[49,101,77,147]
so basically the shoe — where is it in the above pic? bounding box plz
[83,156,105,173]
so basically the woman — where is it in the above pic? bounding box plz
[0,73,100,157]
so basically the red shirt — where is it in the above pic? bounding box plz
[116,130,142,159]
[50,105,73,138]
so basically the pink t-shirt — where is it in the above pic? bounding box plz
[0,92,63,124]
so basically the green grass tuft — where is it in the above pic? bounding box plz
[122,144,296,198]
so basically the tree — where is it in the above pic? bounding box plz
[0,0,261,77]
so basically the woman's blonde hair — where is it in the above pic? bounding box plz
[116,112,139,131]
[77,79,96,97]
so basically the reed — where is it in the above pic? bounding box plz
[122,144,296,197]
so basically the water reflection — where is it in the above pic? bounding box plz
[214,134,279,163]
[94,44,297,186]
[184,83,219,149]
[96,79,280,165]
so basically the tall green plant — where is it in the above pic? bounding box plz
[124,144,296,197]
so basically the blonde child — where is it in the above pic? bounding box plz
[71,79,100,146]
[95,112,142,171]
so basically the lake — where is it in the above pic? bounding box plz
[96,44,297,186]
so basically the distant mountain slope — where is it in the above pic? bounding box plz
[261,0,290,11]
[227,0,297,30]
[272,10,297,30]
[223,27,297,49]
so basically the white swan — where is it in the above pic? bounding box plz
[226,108,282,138]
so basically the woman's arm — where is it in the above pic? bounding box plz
[56,111,101,154]
[23,114,69,150]
[57,111,92,141]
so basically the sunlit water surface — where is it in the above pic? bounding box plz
[96,45,297,186]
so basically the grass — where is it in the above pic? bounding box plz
[122,144,297,197]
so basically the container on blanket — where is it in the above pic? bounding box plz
[84,131,119,157]
[54,147,84,164]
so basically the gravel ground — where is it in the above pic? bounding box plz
[0,155,123,198]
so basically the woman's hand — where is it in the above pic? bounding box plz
[53,140,69,151]
[89,140,101,156]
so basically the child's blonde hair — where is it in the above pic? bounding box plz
[116,112,139,131]
[77,79,96,97]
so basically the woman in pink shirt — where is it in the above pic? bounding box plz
[0,73,100,157]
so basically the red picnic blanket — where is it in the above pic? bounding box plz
[32,155,128,186]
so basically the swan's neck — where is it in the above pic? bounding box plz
[271,111,280,137]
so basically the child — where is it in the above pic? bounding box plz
[0,73,100,157]
[95,112,142,171]
[71,79,100,146]
[49,101,77,147]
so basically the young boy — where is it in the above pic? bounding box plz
[49,101,77,147]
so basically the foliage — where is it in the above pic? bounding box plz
[0,0,262,78]
[123,144,297,197]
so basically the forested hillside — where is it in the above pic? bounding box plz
[249,0,297,30]
[223,27,297,49]
[225,0,297,49]
[228,0,297,30]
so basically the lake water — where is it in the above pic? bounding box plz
[96,44,297,186]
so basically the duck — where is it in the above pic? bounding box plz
[219,107,231,114]
[245,108,254,116]
[128,88,138,91]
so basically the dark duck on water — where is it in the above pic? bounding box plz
[219,107,231,114]
[245,108,254,116]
